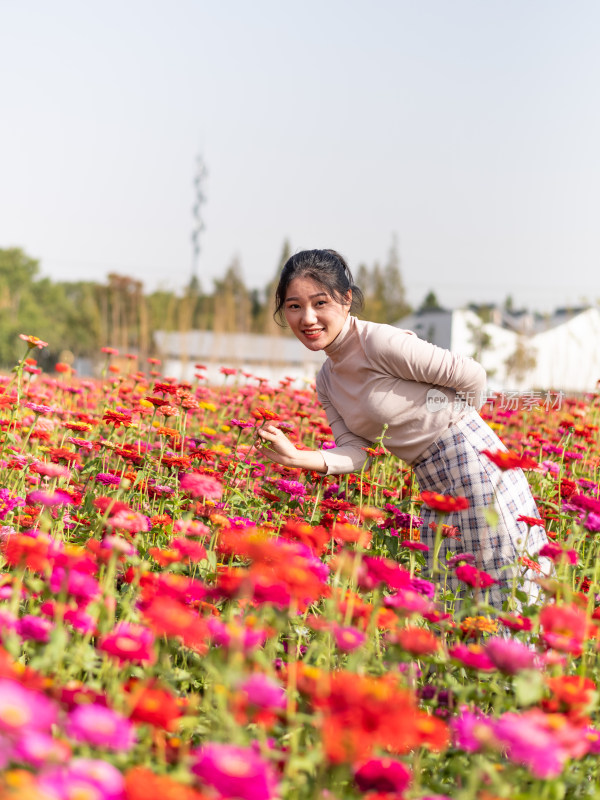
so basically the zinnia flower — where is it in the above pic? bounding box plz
[191,742,279,800]
[65,703,136,751]
[354,757,411,793]
[98,622,155,664]
[420,491,469,512]
[485,636,538,674]
[180,471,224,500]
[0,679,58,734]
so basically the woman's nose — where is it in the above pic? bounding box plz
[301,305,317,324]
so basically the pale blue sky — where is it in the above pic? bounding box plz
[1,0,599,311]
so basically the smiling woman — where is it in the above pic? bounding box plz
[257,249,550,608]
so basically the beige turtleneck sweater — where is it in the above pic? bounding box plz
[316,315,487,474]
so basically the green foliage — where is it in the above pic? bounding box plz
[356,237,412,324]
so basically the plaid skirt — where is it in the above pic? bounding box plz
[413,407,549,608]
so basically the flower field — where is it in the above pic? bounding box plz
[1,337,600,800]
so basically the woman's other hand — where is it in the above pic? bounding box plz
[256,424,327,473]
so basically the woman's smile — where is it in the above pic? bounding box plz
[283,277,351,351]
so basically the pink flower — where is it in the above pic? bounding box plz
[354,757,411,794]
[191,742,279,800]
[99,623,155,664]
[275,479,306,498]
[384,588,433,616]
[0,489,24,520]
[331,624,367,652]
[0,679,58,734]
[455,564,497,588]
[17,614,54,643]
[180,471,224,500]
[106,510,150,533]
[238,675,286,711]
[26,489,73,507]
[484,637,538,675]
[13,730,71,768]
[493,709,579,778]
[65,703,136,751]
[539,542,578,565]
[38,758,125,800]
[451,706,495,752]
[207,618,268,654]
[449,644,496,672]
[173,518,211,538]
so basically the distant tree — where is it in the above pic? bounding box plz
[381,236,411,322]
[418,291,444,313]
[357,238,411,324]
[256,239,291,334]
[212,257,251,333]
[0,249,70,366]
[467,318,493,364]
[504,336,537,386]
[503,294,514,313]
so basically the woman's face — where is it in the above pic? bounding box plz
[283,276,351,351]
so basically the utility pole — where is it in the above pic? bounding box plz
[191,154,208,289]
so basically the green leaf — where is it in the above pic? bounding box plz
[514,669,544,706]
[483,507,499,528]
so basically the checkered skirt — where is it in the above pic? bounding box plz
[413,407,549,608]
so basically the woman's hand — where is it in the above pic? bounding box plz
[256,424,299,465]
[256,424,327,473]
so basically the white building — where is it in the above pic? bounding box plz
[396,307,600,394]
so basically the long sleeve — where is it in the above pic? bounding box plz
[317,382,372,475]
[366,326,487,409]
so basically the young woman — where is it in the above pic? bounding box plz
[257,249,549,607]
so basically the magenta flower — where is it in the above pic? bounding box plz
[13,730,71,768]
[0,489,24,520]
[485,637,538,675]
[99,622,155,664]
[331,623,367,652]
[94,473,122,486]
[493,710,567,778]
[239,674,286,710]
[26,489,73,507]
[539,542,578,565]
[0,679,58,734]
[451,706,495,752]
[455,564,497,588]
[449,644,496,672]
[275,479,306,498]
[65,703,136,751]
[191,742,279,800]
[17,614,54,643]
[180,471,224,500]
[354,757,411,793]
[207,618,268,654]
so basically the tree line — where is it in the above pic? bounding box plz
[0,240,412,370]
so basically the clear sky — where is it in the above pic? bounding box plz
[2,0,599,312]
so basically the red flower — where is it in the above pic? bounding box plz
[419,491,470,512]
[251,406,281,421]
[481,449,538,470]
[455,564,497,588]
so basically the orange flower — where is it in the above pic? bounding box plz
[481,449,538,470]
[19,334,48,349]
[420,491,469,512]
[396,625,440,656]
[124,767,207,800]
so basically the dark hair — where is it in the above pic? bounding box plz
[274,249,364,324]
